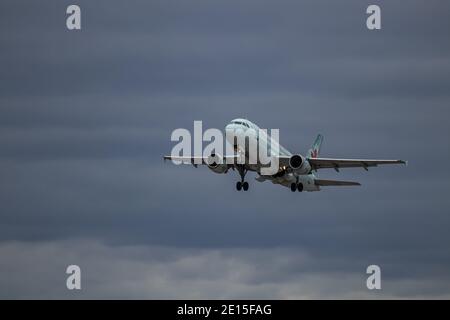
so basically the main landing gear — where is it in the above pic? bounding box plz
[236,165,249,191]
[290,182,303,192]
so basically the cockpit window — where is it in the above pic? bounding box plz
[231,121,250,128]
[232,120,250,128]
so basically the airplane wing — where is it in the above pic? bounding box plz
[308,158,407,171]
[163,155,241,166]
[164,155,206,165]
[314,179,361,186]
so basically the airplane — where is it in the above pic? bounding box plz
[164,118,407,192]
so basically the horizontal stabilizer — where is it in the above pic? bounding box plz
[308,158,406,170]
[315,179,361,186]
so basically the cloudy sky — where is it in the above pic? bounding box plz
[1,0,450,298]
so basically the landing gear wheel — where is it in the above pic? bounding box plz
[236,165,248,191]
[290,183,297,192]
[297,183,303,192]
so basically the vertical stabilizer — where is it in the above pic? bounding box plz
[308,134,323,158]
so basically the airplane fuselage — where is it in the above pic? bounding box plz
[225,118,319,191]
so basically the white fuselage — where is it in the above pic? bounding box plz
[224,118,320,191]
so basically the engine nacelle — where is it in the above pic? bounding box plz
[207,153,228,174]
[289,154,311,174]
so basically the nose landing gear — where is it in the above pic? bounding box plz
[236,181,249,191]
[236,165,249,191]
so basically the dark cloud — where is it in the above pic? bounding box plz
[0,0,450,298]
[1,240,450,299]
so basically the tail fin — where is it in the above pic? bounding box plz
[307,134,323,158]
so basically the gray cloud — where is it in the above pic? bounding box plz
[1,239,450,299]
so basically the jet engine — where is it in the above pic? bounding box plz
[289,154,311,174]
[207,153,228,174]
